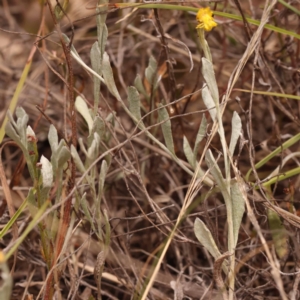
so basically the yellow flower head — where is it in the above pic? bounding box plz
[196,7,217,31]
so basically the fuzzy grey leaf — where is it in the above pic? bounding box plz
[193,114,207,164]
[88,116,105,147]
[128,86,142,122]
[183,136,195,168]
[48,125,58,153]
[145,55,157,85]
[75,96,94,134]
[5,122,21,145]
[87,133,100,161]
[57,146,71,168]
[71,145,86,174]
[202,85,216,121]
[158,104,175,155]
[102,52,122,101]
[229,111,242,156]
[99,159,108,196]
[40,156,53,188]
[202,58,219,104]
[96,7,108,55]
[81,192,97,233]
[194,218,222,260]
[205,149,226,191]
[231,181,245,247]
[134,74,148,98]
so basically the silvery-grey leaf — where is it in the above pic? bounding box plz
[71,145,86,174]
[202,58,219,104]
[231,181,245,247]
[193,114,207,165]
[102,52,122,101]
[40,156,53,188]
[194,218,222,260]
[202,85,216,121]
[48,125,58,153]
[158,104,175,155]
[183,136,195,168]
[128,86,142,122]
[75,96,93,134]
[57,146,71,168]
[134,74,148,98]
[205,149,226,191]
[229,111,241,156]
[145,55,157,85]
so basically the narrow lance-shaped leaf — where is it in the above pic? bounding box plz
[91,116,106,140]
[202,57,219,104]
[134,74,148,99]
[75,96,93,135]
[231,181,245,247]
[81,193,97,234]
[145,55,157,85]
[91,42,102,115]
[194,218,228,274]
[202,85,216,122]
[56,146,71,168]
[48,125,58,153]
[193,114,207,165]
[128,86,142,123]
[70,145,86,174]
[205,150,227,192]
[40,156,53,189]
[102,52,122,101]
[158,104,175,155]
[229,111,242,156]
[96,6,108,55]
[183,136,195,168]
[98,159,108,203]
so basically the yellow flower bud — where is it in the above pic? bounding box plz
[196,7,217,32]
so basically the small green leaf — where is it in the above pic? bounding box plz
[158,104,175,155]
[268,209,289,259]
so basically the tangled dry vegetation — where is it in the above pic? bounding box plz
[1,0,300,299]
